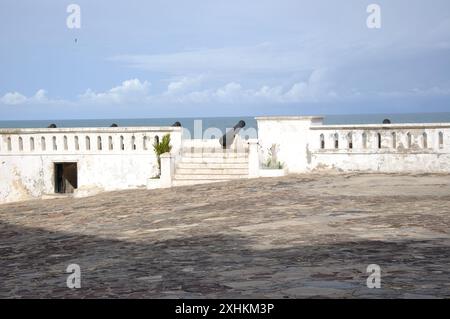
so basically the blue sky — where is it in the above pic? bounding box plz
[1,0,450,120]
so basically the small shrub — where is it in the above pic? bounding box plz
[153,134,172,173]
[263,144,284,169]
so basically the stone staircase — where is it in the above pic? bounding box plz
[172,146,250,186]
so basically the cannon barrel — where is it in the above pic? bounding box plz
[219,120,246,148]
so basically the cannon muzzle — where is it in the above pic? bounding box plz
[219,120,246,149]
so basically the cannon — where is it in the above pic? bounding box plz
[47,123,57,128]
[172,121,182,127]
[110,123,119,127]
[219,120,246,149]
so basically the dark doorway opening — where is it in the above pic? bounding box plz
[55,163,78,194]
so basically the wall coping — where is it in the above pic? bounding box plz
[0,126,182,135]
[255,116,324,121]
[310,123,450,130]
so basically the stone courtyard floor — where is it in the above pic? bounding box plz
[1,173,450,299]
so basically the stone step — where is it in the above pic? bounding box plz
[174,174,248,180]
[182,152,248,158]
[182,147,249,154]
[175,168,249,175]
[177,162,249,169]
[180,157,248,163]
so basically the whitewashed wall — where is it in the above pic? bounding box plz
[256,116,324,172]
[308,125,450,172]
[2,117,449,204]
[256,117,450,173]
[0,127,182,203]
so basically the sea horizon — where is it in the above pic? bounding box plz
[1,112,450,132]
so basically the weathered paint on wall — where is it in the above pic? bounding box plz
[256,116,324,172]
[256,117,450,174]
[2,117,450,204]
[0,127,182,203]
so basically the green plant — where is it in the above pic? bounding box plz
[263,144,284,169]
[153,134,172,172]
[264,157,284,169]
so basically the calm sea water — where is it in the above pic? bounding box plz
[1,113,450,139]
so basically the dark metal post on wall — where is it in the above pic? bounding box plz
[219,120,246,149]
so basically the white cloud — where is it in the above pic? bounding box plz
[214,82,243,102]
[170,69,335,104]
[110,43,317,75]
[165,75,204,96]
[79,79,151,104]
[378,86,450,98]
[253,85,283,100]
[75,71,450,106]
[162,73,334,105]
[2,76,449,109]
[0,92,28,105]
[33,89,48,102]
[0,89,51,105]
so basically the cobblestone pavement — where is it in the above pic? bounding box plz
[1,173,450,298]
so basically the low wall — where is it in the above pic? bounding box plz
[256,117,450,173]
[2,117,449,203]
[256,116,323,172]
[0,126,182,203]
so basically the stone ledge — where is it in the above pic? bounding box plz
[255,116,324,121]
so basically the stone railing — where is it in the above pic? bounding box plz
[256,116,450,173]
[309,123,450,153]
[0,126,183,203]
[0,126,182,155]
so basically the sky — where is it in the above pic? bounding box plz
[1,0,450,120]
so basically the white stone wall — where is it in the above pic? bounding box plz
[308,125,450,173]
[256,116,324,172]
[2,117,449,204]
[0,127,182,203]
[256,117,450,174]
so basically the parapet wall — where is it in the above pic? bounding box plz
[308,124,450,173]
[256,117,450,173]
[0,127,182,203]
[1,116,449,204]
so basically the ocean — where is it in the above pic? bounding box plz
[1,113,450,139]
